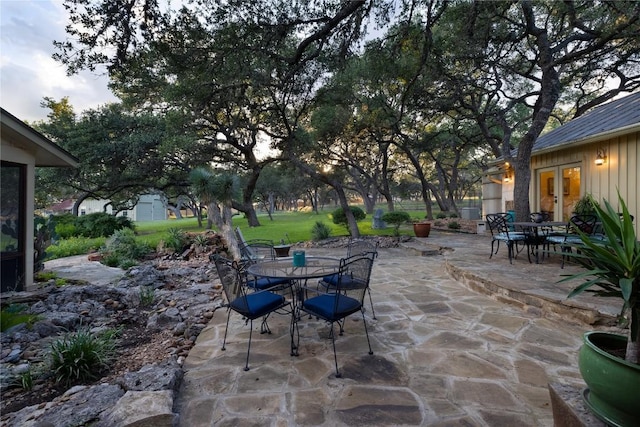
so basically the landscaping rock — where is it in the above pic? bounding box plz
[0,255,220,424]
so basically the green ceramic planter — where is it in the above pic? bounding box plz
[579,331,640,427]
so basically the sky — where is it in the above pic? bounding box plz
[1,0,118,123]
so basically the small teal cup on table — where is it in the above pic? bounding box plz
[292,250,306,267]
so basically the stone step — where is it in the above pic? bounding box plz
[398,239,444,256]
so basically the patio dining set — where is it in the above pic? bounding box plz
[485,211,634,266]
[209,229,379,377]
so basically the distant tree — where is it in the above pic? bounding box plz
[35,100,171,214]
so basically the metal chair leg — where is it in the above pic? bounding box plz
[367,288,376,320]
[244,320,253,371]
[222,308,232,351]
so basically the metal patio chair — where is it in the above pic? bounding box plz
[299,254,375,377]
[212,254,297,371]
[546,214,598,268]
[485,213,527,264]
[320,238,379,319]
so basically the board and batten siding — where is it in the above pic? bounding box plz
[531,130,639,237]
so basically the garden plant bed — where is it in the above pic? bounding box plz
[0,248,224,424]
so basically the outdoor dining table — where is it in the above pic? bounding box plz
[246,255,341,339]
[247,255,341,306]
[512,221,567,264]
[246,255,341,283]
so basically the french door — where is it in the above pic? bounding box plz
[537,164,581,221]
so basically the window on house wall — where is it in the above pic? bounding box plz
[1,161,26,292]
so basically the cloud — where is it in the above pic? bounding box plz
[0,0,118,123]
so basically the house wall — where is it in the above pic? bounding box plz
[531,131,639,236]
[1,144,35,290]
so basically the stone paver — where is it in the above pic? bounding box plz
[175,231,623,426]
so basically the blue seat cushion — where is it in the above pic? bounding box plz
[230,291,285,319]
[247,276,291,290]
[321,274,366,290]
[302,294,361,322]
[321,273,339,286]
[494,232,526,241]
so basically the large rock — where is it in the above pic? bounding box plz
[98,390,177,427]
[119,360,183,392]
[3,384,125,427]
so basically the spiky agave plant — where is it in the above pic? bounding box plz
[560,192,639,364]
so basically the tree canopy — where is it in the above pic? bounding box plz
[45,0,640,235]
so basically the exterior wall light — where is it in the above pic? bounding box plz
[595,148,607,166]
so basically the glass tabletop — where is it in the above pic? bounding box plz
[512,221,567,228]
[247,256,340,280]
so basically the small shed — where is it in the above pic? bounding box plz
[1,108,78,292]
[78,194,168,221]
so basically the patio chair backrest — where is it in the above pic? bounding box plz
[486,213,512,236]
[212,254,246,303]
[235,226,247,247]
[568,214,598,235]
[336,254,375,292]
[239,241,276,264]
[530,211,551,223]
[235,226,275,262]
[347,238,379,259]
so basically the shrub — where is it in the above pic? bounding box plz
[311,221,332,241]
[436,212,447,219]
[331,206,366,227]
[100,228,150,268]
[193,234,208,248]
[35,271,58,282]
[448,221,461,230]
[165,227,188,252]
[382,211,411,236]
[54,223,77,239]
[51,213,77,238]
[46,236,105,260]
[140,285,155,306]
[0,304,40,332]
[74,212,133,238]
[449,213,458,218]
[49,328,118,386]
[19,368,34,391]
[34,215,56,273]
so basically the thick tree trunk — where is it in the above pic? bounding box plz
[335,186,360,238]
[288,155,360,236]
[514,2,561,222]
[71,192,89,216]
[209,202,240,259]
[397,143,434,219]
[167,205,182,219]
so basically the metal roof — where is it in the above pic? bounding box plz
[532,92,640,154]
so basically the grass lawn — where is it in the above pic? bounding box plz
[45,205,447,259]
[136,208,428,246]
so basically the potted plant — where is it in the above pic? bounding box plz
[559,192,639,426]
[273,233,292,257]
[572,192,598,216]
[412,218,432,238]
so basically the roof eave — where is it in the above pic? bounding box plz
[532,122,640,156]
[1,108,79,167]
